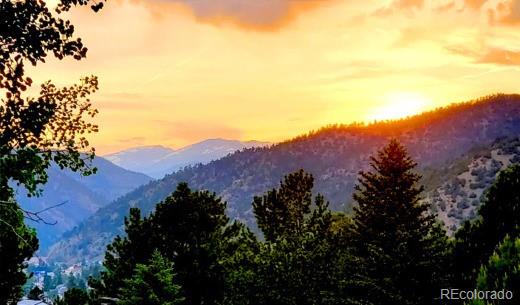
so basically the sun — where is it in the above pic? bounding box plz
[369,92,431,122]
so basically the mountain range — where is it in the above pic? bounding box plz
[104,139,270,178]
[20,139,269,251]
[16,157,152,249]
[47,94,520,263]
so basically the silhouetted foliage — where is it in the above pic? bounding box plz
[453,163,520,289]
[351,139,450,305]
[0,0,104,302]
[92,208,153,297]
[471,235,520,305]
[0,188,38,304]
[1,0,104,195]
[248,170,362,305]
[27,285,43,300]
[91,183,247,305]
[253,169,314,241]
[118,251,184,305]
[54,287,90,305]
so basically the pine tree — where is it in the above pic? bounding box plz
[93,183,237,305]
[251,169,356,305]
[150,183,229,305]
[477,235,519,303]
[54,288,90,305]
[351,139,449,305]
[119,251,184,305]
[91,208,155,297]
[219,223,260,305]
[468,235,520,305]
[478,163,520,250]
[253,169,314,241]
[453,163,520,289]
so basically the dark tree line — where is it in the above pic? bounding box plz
[50,139,520,305]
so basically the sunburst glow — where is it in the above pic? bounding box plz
[370,92,432,122]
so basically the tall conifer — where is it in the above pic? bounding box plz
[351,139,448,304]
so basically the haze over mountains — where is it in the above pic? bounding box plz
[105,139,270,178]
[46,94,520,263]
[16,157,152,249]
[21,139,268,251]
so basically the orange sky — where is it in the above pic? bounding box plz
[33,0,520,154]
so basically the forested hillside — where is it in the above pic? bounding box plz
[48,94,520,263]
[424,137,520,234]
[17,157,151,249]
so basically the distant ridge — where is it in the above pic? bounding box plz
[105,139,270,178]
[49,94,520,263]
[17,157,152,250]
[104,145,175,177]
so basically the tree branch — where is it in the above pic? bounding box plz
[0,200,69,225]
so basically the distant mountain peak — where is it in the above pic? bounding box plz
[105,139,270,179]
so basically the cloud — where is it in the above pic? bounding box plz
[394,25,445,46]
[435,1,457,12]
[448,45,520,65]
[393,0,425,9]
[373,0,506,20]
[463,0,488,10]
[489,0,520,25]
[371,0,479,16]
[478,47,520,65]
[372,0,424,16]
[434,0,520,26]
[386,0,486,11]
[133,0,331,30]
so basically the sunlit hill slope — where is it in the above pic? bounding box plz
[49,94,520,263]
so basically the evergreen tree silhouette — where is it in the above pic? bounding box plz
[453,163,520,290]
[253,169,314,241]
[351,139,449,305]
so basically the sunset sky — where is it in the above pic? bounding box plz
[33,0,520,154]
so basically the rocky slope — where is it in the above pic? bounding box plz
[424,137,520,235]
